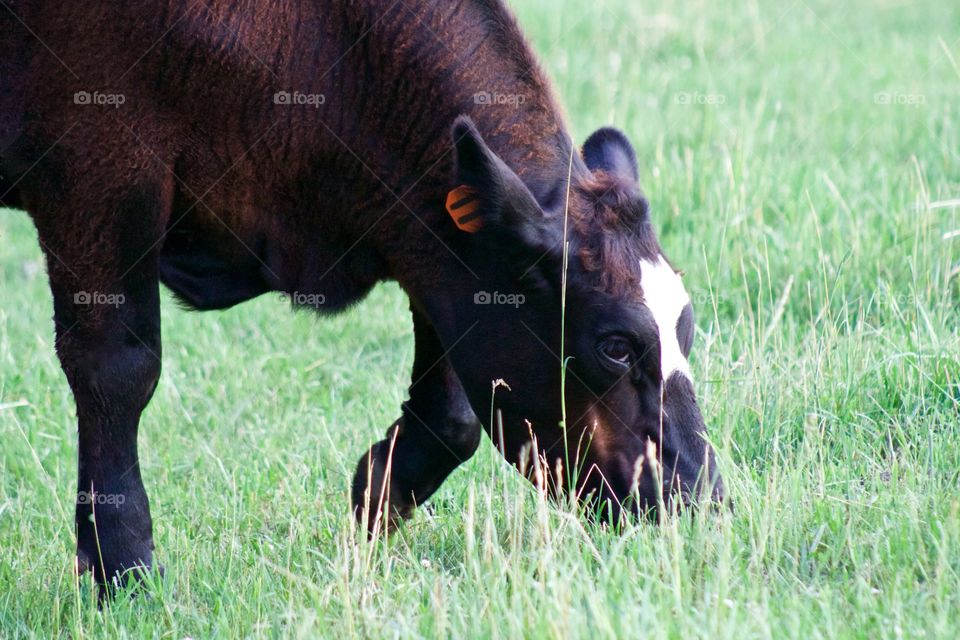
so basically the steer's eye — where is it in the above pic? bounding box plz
[600,337,633,367]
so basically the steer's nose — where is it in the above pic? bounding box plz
[655,373,727,510]
[698,471,728,512]
[660,443,725,511]
[686,468,728,512]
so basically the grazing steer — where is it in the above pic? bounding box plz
[1,0,724,593]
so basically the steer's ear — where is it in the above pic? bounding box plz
[449,116,551,248]
[582,127,639,184]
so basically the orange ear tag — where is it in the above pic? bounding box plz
[445,185,483,232]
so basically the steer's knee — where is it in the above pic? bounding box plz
[59,340,161,414]
[442,414,482,461]
[400,404,481,463]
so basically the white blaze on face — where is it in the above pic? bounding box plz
[639,256,692,382]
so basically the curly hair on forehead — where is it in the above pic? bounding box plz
[570,171,663,297]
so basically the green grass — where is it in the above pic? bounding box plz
[2,0,959,637]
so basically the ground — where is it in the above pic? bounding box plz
[1,0,958,637]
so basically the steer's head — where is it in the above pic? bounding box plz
[439,116,724,521]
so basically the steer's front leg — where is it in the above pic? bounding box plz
[352,309,481,533]
[30,178,165,599]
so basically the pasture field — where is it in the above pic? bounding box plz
[1,0,959,637]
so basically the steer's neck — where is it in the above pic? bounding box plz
[345,1,575,204]
[433,2,576,208]
[349,1,578,283]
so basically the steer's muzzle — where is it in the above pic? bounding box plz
[583,374,726,522]
[646,374,725,515]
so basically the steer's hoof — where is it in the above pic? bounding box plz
[352,446,415,536]
[75,551,160,604]
[363,488,415,535]
[74,549,94,577]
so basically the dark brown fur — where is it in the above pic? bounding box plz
[1,0,722,597]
